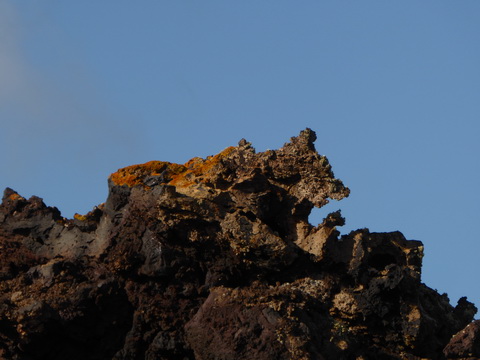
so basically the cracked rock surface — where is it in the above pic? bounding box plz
[0,129,477,359]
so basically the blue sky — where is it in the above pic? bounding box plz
[1,1,479,309]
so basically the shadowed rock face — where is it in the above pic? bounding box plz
[0,129,477,359]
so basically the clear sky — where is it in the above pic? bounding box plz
[1,1,479,310]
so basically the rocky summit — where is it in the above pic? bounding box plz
[0,129,478,359]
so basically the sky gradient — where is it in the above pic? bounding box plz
[1,1,479,311]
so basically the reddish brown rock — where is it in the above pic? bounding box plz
[444,320,480,359]
[0,129,476,359]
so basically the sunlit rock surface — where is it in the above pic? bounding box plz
[0,129,476,359]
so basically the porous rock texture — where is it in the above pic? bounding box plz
[0,129,477,359]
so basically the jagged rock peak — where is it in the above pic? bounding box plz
[108,127,349,204]
[0,129,477,359]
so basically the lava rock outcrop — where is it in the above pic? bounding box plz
[0,129,477,359]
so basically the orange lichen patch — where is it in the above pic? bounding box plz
[169,146,236,188]
[110,147,237,189]
[74,213,87,221]
[109,161,187,187]
[168,176,196,188]
[8,193,23,201]
[192,146,235,175]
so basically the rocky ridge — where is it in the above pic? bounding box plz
[0,129,477,359]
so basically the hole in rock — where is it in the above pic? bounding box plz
[12,228,31,237]
[240,210,257,222]
[368,253,397,271]
[308,203,342,227]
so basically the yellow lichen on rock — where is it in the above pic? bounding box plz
[109,161,186,187]
[73,213,87,221]
[110,146,237,189]
[170,146,236,188]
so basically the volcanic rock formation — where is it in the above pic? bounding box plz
[0,129,477,359]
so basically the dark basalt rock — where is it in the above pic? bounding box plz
[0,129,476,359]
